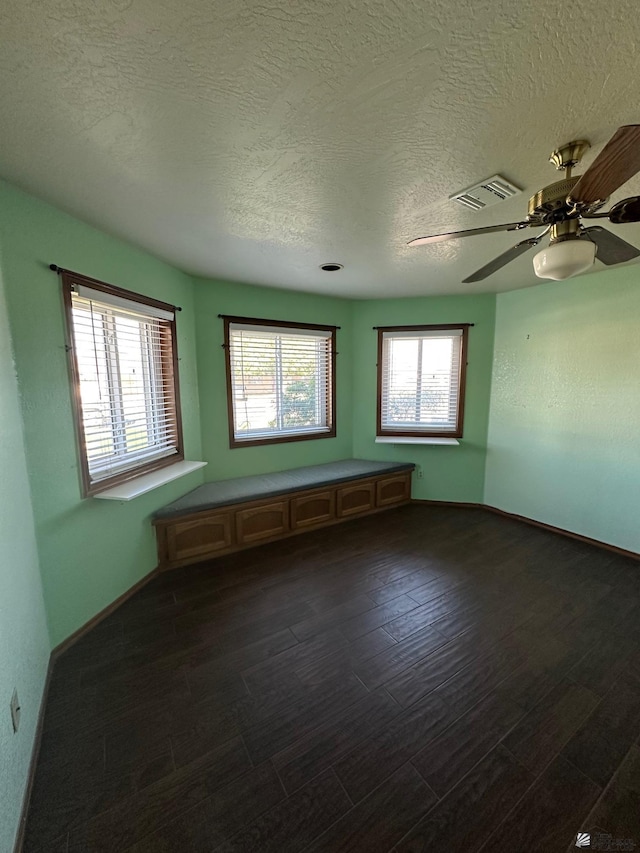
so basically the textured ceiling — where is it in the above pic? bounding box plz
[2,0,640,298]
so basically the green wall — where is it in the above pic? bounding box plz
[3,170,638,664]
[194,277,354,479]
[485,266,640,554]
[0,252,50,853]
[4,173,640,853]
[0,181,205,647]
[193,282,496,504]
[351,294,496,503]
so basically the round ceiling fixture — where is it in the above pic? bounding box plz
[533,238,595,280]
[319,263,343,272]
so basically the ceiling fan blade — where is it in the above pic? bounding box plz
[462,237,541,283]
[607,196,640,224]
[582,226,640,265]
[408,221,531,247]
[570,125,640,205]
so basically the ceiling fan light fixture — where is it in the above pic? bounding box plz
[532,239,596,281]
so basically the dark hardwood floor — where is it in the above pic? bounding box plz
[23,504,640,853]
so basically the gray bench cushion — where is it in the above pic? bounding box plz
[153,459,414,520]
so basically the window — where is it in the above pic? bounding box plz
[61,270,183,496]
[223,316,336,447]
[377,324,469,438]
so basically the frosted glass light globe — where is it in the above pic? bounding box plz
[533,239,596,281]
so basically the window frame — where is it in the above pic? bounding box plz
[223,315,337,449]
[61,270,184,497]
[376,323,470,439]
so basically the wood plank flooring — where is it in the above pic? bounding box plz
[23,504,640,853]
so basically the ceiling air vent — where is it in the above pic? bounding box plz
[450,175,521,212]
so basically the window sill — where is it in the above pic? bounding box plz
[92,460,207,501]
[231,429,335,449]
[375,437,460,446]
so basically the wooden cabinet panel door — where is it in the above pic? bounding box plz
[336,482,375,517]
[236,501,289,544]
[376,474,411,507]
[291,491,335,529]
[167,512,233,562]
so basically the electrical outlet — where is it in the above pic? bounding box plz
[415,465,423,479]
[10,689,20,733]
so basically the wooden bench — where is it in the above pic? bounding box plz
[152,459,414,570]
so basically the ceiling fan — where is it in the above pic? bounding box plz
[408,125,640,282]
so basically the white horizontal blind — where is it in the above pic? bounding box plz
[228,323,333,441]
[380,329,463,434]
[70,289,179,484]
[75,284,175,321]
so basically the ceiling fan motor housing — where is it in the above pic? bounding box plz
[408,126,640,281]
[527,177,581,220]
[548,220,580,244]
